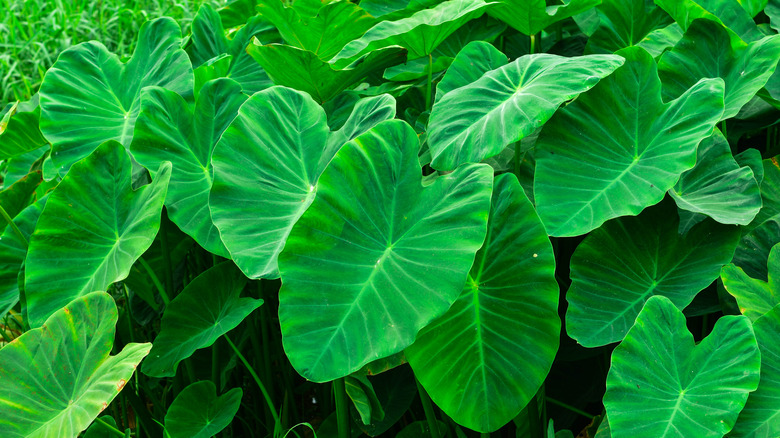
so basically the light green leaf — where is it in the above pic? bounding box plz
[736,148,765,185]
[248,43,406,103]
[278,120,493,382]
[332,0,492,66]
[0,95,48,160]
[566,200,740,347]
[734,159,780,280]
[658,19,780,120]
[731,303,780,437]
[39,18,193,176]
[669,129,761,225]
[434,40,507,104]
[604,295,760,438]
[428,52,623,171]
[488,0,600,36]
[0,292,151,438]
[534,46,724,237]
[654,0,765,43]
[210,87,395,280]
[722,242,780,321]
[586,0,673,54]
[131,79,247,257]
[406,173,559,432]
[142,262,260,377]
[25,141,171,327]
[737,0,769,16]
[636,22,683,57]
[164,381,242,438]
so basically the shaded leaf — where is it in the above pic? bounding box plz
[488,0,600,35]
[164,381,242,438]
[722,242,780,321]
[586,0,673,54]
[0,95,48,160]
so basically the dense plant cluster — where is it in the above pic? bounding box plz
[1,0,780,437]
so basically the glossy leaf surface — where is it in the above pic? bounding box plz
[434,40,507,104]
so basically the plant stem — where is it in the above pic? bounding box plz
[94,417,125,437]
[159,209,173,297]
[416,378,441,438]
[530,33,537,54]
[545,396,594,419]
[0,204,27,249]
[334,377,350,438]
[425,53,434,111]
[527,394,540,438]
[137,257,167,308]
[212,337,220,389]
[225,334,280,427]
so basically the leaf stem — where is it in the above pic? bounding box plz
[530,33,537,54]
[159,209,173,297]
[527,394,541,438]
[334,377,350,438]
[416,378,441,438]
[425,53,434,111]
[137,257,167,308]
[93,417,125,438]
[545,396,594,419]
[0,204,27,249]
[225,334,280,427]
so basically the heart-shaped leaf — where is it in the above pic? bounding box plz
[0,95,48,160]
[669,129,761,225]
[406,173,559,432]
[585,0,674,54]
[332,0,492,66]
[604,295,760,438]
[566,200,740,347]
[210,87,396,280]
[658,19,780,120]
[0,196,46,317]
[434,40,507,104]
[722,242,780,321]
[655,0,765,43]
[142,262,260,377]
[164,381,242,438]
[131,79,247,257]
[278,120,493,382]
[0,292,151,438]
[534,46,724,237]
[25,141,171,327]
[428,51,623,171]
[39,18,193,176]
[731,303,780,437]
[488,0,600,36]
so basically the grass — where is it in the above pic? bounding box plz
[0,0,224,103]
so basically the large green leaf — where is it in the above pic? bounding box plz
[142,262,259,377]
[258,0,376,61]
[669,129,761,225]
[734,159,780,280]
[0,292,151,438]
[585,0,674,54]
[247,43,406,103]
[534,46,724,237]
[0,170,41,233]
[164,381,242,438]
[655,0,765,43]
[210,87,395,280]
[604,295,760,438]
[131,79,247,257]
[658,19,780,120]
[405,173,558,432]
[428,52,623,171]
[277,120,493,382]
[722,242,780,322]
[488,0,600,36]
[731,304,780,437]
[24,141,171,327]
[434,40,507,104]
[0,95,48,160]
[566,200,740,347]
[737,0,769,16]
[331,0,492,66]
[39,18,193,176]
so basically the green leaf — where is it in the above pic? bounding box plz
[434,40,507,104]
[669,129,761,225]
[346,374,385,425]
[406,173,558,432]
[736,148,765,184]
[164,381,242,438]
[734,159,780,280]
[248,43,407,103]
[0,170,41,233]
[0,95,48,160]
[636,22,684,57]
[658,19,780,120]
[0,292,151,438]
[566,200,740,347]
[83,416,124,438]
[737,0,769,16]
[428,52,623,171]
[768,0,780,32]
[534,46,725,237]
[39,18,193,176]
[332,0,492,66]
[654,0,766,43]
[210,87,395,280]
[131,79,247,257]
[731,303,780,437]
[604,295,760,438]
[722,242,780,321]
[356,366,417,436]
[585,0,674,54]
[142,262,260,377]
[396,420,449,438]
[25,141,171,327]
[258,0,376,61]
[277,120,493,382]
[488,0,601,35]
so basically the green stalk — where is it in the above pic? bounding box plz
[333,378,350,438]
[137,257,168,308]
[0,204,27,249]
[159,210,174,297]
[425,53,434,111]
[94,417,125,438]
[530,33,537,54]
[416,378,441,438]
[527,394,541,438]
[545,396,594,419]
[225,335,280,427]
[212,337,220,390]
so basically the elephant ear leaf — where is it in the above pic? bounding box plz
[488,0,600,36]
[722,242,780,322]
[0,292,151,438]
[585,0,673,54]
[39,17,193,176]
[604,295,760,438]
[534,46,724,237]
[655,0,765,43]
[0,95,48,160]
[164,381,242,438]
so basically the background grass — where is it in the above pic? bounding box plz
[0,0,224,103]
